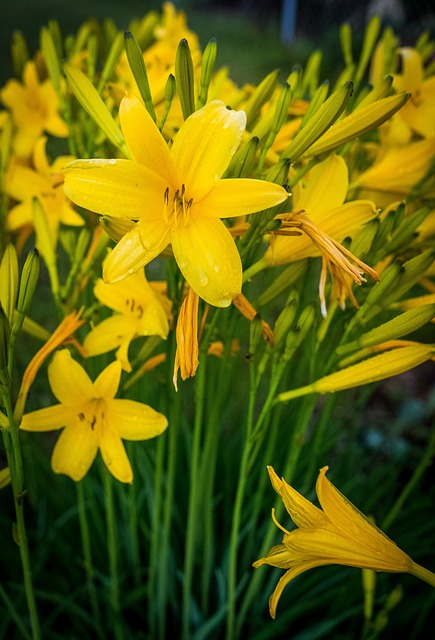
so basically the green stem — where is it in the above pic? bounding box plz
[103,469,123,640]
[182,359,207,640]
[147,433,165,638]
[409,562,435,588]
[0,581,32,640]
[381,424,435,532]
[2,391,40,640]
[76,481,104,640]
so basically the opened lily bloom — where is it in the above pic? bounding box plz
[253,466,435,619]
[20,349,168,482]
[84,268,171,371]
[63,95,288,307]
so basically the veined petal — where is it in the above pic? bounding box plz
[63,159,167,219]
[171,215,242,307]
[316,467,413,567]
[268,466,327,528]
[198,178,288,218]
[51,422,99,481]
[295,155,348,214]
[48,349,93,406]
[120,93,177,183]
[107,398,168,440]
[99,424,133,483]
[84,316,137,355]
[20,404,72,431]
[93,361,122,399]
[102,220,171,283]
[171,100,246,200]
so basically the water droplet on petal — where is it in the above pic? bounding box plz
[128,268,134,274]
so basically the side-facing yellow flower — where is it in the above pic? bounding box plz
[63,96,288,307]
[84,269,171,371]
[0,61,68,158]
[6,137,83,239]
[253,466,435,619]
[20,349,168,483]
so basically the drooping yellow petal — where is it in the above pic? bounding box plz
[99,424,133,483]
[170,100,246,200]
[20,404,73,431]
[171,215,242,307]
[393,48,423,95]
[198,178,288,217]
[93,360,122,399]
[51,422,99,481]
[103,221,171,282]
[107,398,168,440]
[63,159,167,218]
[119,93,177,183]
[48,349,93,406]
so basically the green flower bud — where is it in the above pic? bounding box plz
[197,38,217,109]
[0,304,10,387]
[0,244,19,327]
[175,38,195,120]
[124,31,156,121]
[16,248,40,319]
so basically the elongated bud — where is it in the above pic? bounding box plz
[0,466,11,488]
[340,22,353,67]
[338,304,435,355]
[277,343,434,402]
[249,315,264,357]
[97,32,125,93]
[175,38,195,120]
[197,38,217,109]
[124,31,156,121]
[225,136,259,178]
[273,294,299,351]
[159,73,176,131]
[0,304,10,387]
[40,26,62,97]
[303,92,410,158]
[283,305,315,361]
[0,245,19,327]
[299,81,329,128]
[16,248,40,319]
[64,63,130,157]
[281,81,353,161]
[243,69,280,129]
[11,30,29,78]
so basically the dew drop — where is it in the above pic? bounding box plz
[125,238,132,246]
[213,264,220,273]
[128,268,134,274]
[198,270,209,286]
[108,159,117,165]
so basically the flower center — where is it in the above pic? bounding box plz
[163,184,193,227]
[78,398,105,433]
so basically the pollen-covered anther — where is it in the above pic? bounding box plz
[163,183,193,227]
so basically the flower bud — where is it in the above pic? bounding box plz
[0,244,19,327]
[124,31,156,121]
[0,304,10,387]
[175,38,195,120]
[16,248,40,319]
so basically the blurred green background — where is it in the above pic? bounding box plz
[1,0,434,87]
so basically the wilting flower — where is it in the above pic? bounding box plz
[20,349,168,482]
[0,61,68,158]
[253,466,435,619]
[173,286,199,390]
[84,269,171,371]
[64,96,288,307]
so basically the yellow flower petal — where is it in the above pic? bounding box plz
[20,404,72,431]
[295,155,348,214]
[51,422,99,481]
[199,178,288,218]
[63,159,167,218]
[120,93,177,183]
[107,398,168,440]
[48,349,93,406]
[99,425,133,483]
[93,360,122,399]
[171,215,242,307]
[84,316,137,356]
[170,100,246,200]
[102,221,171,282]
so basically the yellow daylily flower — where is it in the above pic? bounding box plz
[0,61,68,158]
[253,466,435,619]
[5,137,83,240]
[20,349,168,483]
[392,47,435,139]
[264,155,377,265]
[64,96,288,307]
[84,269,171,371]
